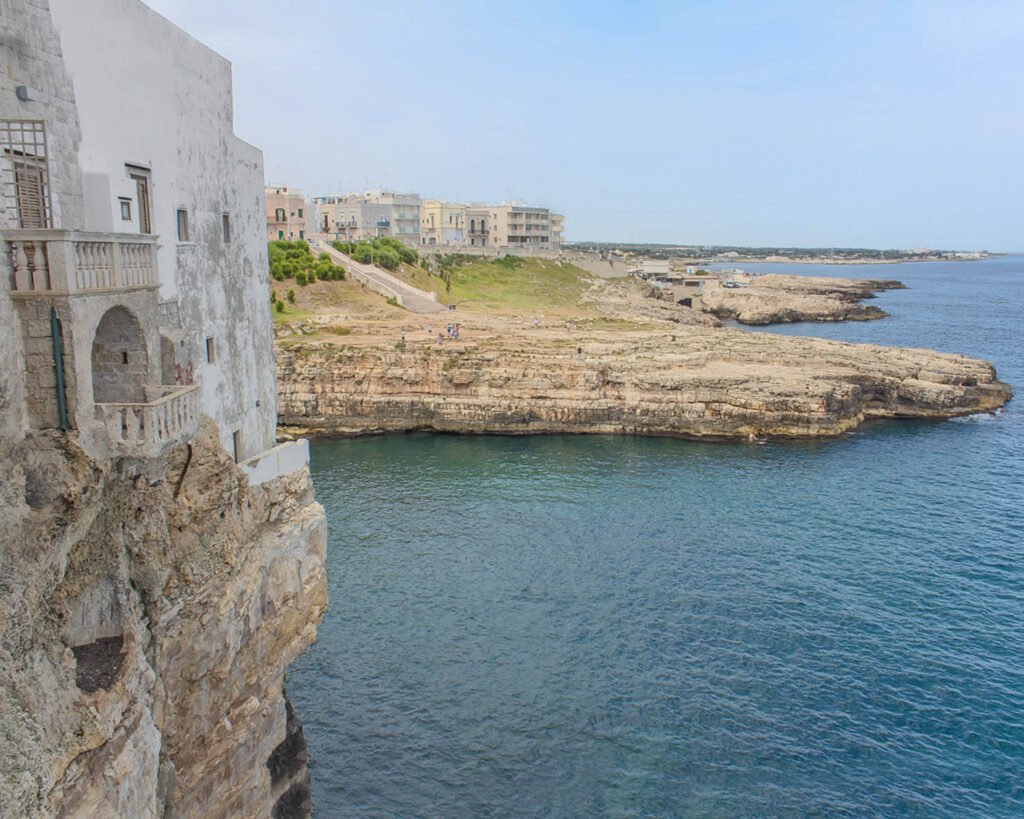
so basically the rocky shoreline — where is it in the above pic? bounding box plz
[699,274,905,325]
[276,326,1011,441]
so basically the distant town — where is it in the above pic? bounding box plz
[266,186,565,251]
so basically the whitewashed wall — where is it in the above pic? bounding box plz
[50,0,277,459]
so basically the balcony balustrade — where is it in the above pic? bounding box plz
[96,383,200,458]
[5,229,159,295]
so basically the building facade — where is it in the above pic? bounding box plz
[464,204,563,250]
[1,0,282,463]
[420,199,465,246]
[313,190,420,245]
[265,185,311,241]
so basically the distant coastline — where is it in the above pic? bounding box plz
[566,243,994,267]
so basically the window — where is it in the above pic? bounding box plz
[275,207,285,221]
[176,208,189,241]
[205,336,215,363]
[119,198,132,220]
[299,230,304,239]
[1,120,51,228]
[127,166,152,233]
[278,230,284,239]
[222,212,231,243]
[232,430,242,463]
[297,208,303,218]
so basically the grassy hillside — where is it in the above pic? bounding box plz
[397,255,597,314]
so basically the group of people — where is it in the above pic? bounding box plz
[429,323,461,344]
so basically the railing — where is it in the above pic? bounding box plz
[239,439,310,486]
[5,229,159,295]
[96,383,199,458]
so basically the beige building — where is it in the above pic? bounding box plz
[466,205,491,247]
[420,199,465,246]
[265,185,309,241]
[467,204,562,250]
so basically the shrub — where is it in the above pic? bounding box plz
[295,271,308,286]
[325,325,352,335]
[267,239,341,282]
[275,300,284,312]
[286,289,295,304]
[494,254,524,270]
[374,247,400,271]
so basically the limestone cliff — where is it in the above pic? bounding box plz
[276,328,1011,439]
[0,421,326,818]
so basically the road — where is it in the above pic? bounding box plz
[314,241,445,313]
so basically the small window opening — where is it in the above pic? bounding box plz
[205,337,215,363]
[222,212,231,243]
[232,430,242,463]
[119,198,132,221]
[121,351,129,364]
[176,208,189,241]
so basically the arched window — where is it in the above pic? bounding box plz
[275,208,285,222]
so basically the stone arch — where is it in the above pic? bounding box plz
[91,306,147,403]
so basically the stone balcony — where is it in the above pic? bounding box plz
[96,383,199,459]
[5,228,159,295]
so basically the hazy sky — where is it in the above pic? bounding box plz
[143,0,1023,250]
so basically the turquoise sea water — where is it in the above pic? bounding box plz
[289,257,1023,817]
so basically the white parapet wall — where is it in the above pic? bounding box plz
[239,439,310,486]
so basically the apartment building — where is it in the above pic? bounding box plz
[420,199,465,246]
[313,190,421,245]
[465,204,562,250]
[265,185,311,241]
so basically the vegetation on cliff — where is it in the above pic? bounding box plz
[268,240,345,284]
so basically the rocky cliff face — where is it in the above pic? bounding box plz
[0,422,326,818]
[276,328,1011,439]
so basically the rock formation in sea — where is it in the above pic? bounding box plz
[276,328,1011,439]
[700,274,905,325]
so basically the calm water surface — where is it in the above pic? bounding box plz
[290,257,1023,817]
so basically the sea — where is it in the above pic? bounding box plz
[288,256,1023,817]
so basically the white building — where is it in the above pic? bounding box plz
[314,190,421,245]
[1,0,285,464]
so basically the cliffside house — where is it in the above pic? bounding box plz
[1,0,306,481]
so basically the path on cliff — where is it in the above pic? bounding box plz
[313,241,446,313]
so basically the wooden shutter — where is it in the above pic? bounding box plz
[15,165,46,228]
[131,174,152,233]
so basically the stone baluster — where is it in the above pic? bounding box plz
[12,241,32,291]
[30,240,49,290]
[110,238,122,289]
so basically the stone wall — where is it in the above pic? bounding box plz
[0,0,85,439]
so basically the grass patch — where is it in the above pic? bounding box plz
[272,305,315,325]
[437,257,596,313]
[325,325,352,335]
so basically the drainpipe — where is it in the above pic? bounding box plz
[50,305,69,431]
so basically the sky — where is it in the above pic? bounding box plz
[144,0,1023,251]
